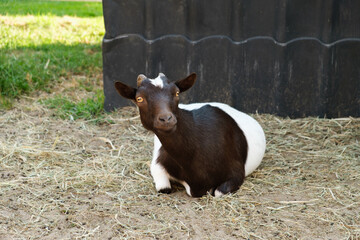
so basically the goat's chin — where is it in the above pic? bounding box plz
[154,125,177,134]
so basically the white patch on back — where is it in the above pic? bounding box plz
[149,73,165,89]
[179,102,266,177]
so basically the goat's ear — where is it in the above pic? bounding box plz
[175,73,196,93]
[114,81,137,100]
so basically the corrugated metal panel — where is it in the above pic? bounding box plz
[102,0,360,117]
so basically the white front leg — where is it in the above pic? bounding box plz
[150,136,171,192]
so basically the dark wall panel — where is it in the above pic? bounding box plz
[102,0,360,118]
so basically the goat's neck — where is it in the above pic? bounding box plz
[154,108,195,159]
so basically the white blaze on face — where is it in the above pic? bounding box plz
[149,73,165,88]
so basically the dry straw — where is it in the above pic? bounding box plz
[0,100,359,239]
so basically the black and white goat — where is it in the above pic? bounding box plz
[115,73,266,197]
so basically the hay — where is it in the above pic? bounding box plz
[0,99,359,239]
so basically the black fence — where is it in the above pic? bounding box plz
[102,0,360,118]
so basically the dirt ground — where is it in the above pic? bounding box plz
[0,94,359,239]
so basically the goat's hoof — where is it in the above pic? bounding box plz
[158,188,172,194]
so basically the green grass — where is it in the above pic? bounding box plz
[1,44,102,94]
[0,15,104,49]
[41,90,111,123]
[0,1,104,110]
[0,0,103,17]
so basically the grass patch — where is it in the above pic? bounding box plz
[0,3,104,109]
[0,0,103,17]
[0,15,104,49]
[0,44,102,108]
[41,90,109,123]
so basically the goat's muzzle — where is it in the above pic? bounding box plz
[154,112,177,133]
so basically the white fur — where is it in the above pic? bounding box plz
[149,73,165,88]
[180,181,192,197]
[150,136,171,191]
[150,102,266,196]
[214,190,224,197]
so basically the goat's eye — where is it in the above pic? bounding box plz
[136,96,144,103]
[175,91,180,97]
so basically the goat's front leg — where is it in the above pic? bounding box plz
[150,160,172,193]
[150,136,171,194]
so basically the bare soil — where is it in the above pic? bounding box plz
[0,95,359,239]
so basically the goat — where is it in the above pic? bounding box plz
[114,73,266,197]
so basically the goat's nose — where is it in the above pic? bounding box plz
[158,114,172,122]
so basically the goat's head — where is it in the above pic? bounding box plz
[115,73,196,133]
